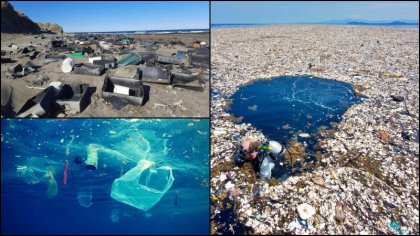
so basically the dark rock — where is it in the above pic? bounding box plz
[390,95,404,102]
[1,1,41,33]
[37,22,63,34]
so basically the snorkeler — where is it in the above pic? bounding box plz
[235,138,285,180]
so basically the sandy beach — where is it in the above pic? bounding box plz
[211,25,419,234]
[1,32,209,117]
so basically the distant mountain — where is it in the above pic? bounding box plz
[347,21,419,26]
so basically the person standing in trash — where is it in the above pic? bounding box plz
[235,138,285,180]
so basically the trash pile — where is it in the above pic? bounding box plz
[16,82,92,117]
[2,33,210,117]
[211,25,419,234]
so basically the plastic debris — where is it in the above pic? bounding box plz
[63,160,69,185]
[110,159,174,211]
[61,58,74,73]
[117,53,141,66]
[77,187,93,208]
[85,144,99,171]
[297,203,316,220]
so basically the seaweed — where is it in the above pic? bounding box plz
[211,161,235,178]
[284,140,306,165]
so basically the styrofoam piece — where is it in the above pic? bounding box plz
[113,85,130,95]
[88,56,102,64]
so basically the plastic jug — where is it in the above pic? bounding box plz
[259,156,275,180]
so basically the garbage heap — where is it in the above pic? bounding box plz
[1,33,210,117]
[211,25,419,234]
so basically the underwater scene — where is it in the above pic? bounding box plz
[1,118,209,235]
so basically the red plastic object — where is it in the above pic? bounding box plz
[63,160,69,185]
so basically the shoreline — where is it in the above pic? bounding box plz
[211,25,419,234]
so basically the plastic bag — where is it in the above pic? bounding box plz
[110,159,174,211]
[77,187,93,208]
[259,156,275,180]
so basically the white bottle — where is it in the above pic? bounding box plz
[260,156,275,180]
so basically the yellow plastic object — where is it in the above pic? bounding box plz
[85,144,99,171]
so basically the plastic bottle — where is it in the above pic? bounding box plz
[85,144,99,171]
[259,156,275,180]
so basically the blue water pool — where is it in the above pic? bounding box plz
[229,76,359,176]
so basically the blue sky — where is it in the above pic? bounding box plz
[10,1,209,32]
[212,1,419,24]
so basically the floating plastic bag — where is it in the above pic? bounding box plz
[110,159,174,211]
[17,165,43,185]
[17,166,57,198]
[45,171,58,199]
[110,207,120,223]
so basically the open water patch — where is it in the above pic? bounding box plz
[229,75,360,178]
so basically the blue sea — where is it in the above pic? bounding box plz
[1,119,209,235]
[229,76,359,176]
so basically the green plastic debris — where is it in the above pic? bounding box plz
[122,38,131,45]
[45,171,58,199]
[67,52,84,58]
[17,166,57,198]
[85,144,99,171]
[110,159,174,211]
[117,53,141,66]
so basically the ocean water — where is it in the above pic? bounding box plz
[229,76,359,175]
[1,119,209,235]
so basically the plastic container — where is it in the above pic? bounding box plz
[67,52,84,58]
[259,156,275,180]
[49,81,63,94]
[61,58,74,73]
[88,56,102,64]
[113,85,130,95]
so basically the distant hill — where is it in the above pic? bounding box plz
[1,1,63,34]
[347,21,419,26]
[37,22,63,34]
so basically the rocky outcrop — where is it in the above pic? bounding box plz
[1,1,40,33]
[1,1,63,34]
[37,22,63,34]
